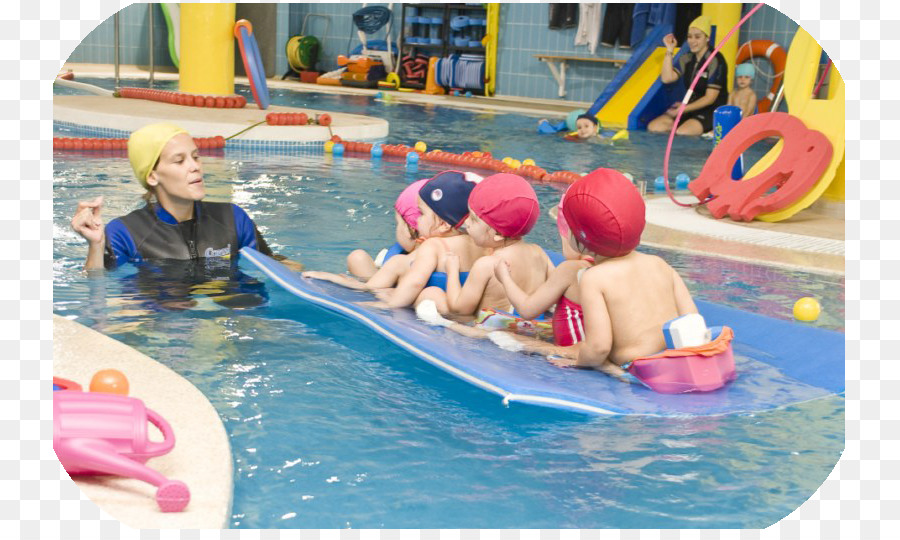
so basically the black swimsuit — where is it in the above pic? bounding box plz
[674,49,728,133]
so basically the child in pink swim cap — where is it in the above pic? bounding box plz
[419,173,554,316]
[548,168,700,380]
[304,179,431,291]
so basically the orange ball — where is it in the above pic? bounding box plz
[89,369,129,395]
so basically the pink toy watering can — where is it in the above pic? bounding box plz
[53,390,190,512]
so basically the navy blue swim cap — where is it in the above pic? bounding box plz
[419,171,483,228]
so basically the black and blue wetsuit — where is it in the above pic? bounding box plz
[103,201,274,269]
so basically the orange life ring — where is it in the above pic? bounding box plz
[736,40,786,113]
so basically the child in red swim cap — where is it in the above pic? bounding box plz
[551,168,699,379]
[418,173,553,316]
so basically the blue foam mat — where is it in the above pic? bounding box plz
[242,248,844,417]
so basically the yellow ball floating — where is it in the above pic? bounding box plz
[793,297,821,322]
[415,141,427,153]
[611,129,629,141]
[510,159,522,169]
[523,158,536,166]
[324,140,335,153]
[502,157,513,165]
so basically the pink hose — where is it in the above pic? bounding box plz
[812,61,832,98]
[662,2,765,207]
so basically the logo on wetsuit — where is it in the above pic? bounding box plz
[204,244,231,258]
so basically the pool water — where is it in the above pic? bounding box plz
[53,80,844,528]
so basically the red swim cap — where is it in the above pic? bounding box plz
[469,173,540,238]
[560,168,645,257]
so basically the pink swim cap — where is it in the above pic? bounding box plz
[469,173,540,238]
[560,168,645,257]
[394,178,429,228]
[556,187,571,239]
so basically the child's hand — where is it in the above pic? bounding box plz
[493,259,511,283]
[548,355,578,368]
[443,251,460,273]
[662,33,677,52]
[665,103,680,118]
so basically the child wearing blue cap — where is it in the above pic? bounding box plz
[371,170,487,308]
[728,63,758,119]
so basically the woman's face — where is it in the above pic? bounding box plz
[686,27,709,55]
[394,212,419,252]
[147,133,205,202]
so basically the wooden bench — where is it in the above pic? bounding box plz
[534,54,625,98]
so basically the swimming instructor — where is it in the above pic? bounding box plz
[70,122,302,271]
[647,15,728,136]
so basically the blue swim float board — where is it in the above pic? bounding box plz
[241,247,844,417]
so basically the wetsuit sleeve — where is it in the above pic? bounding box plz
[232,204,275,256]
[706,54,726,89]
[673,53,687,77]
[103,218,139,269]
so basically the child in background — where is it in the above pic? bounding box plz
[303,178,429,290]
[728,63,758,119]
[549,168,699,379]
[573,114,602,140]
[493,187,593,347]
[419,173,552,316]
[373,170,486,308]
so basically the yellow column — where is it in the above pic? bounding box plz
[179,3,236,96]
[702,3,741,92]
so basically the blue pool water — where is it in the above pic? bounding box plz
[53,80,844,528]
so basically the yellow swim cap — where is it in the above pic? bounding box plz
[127,123,188,189]
[688,15,712,38]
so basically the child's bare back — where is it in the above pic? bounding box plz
[580,251,696,366]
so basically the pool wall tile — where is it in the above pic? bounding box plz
[67,4,807,106]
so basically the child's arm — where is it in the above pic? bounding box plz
[741,92,757,118]
[303,254,410,291]
[494,259,580,320]
[672,268,699,316]
[445,254,496,315]
[302,270,370,290]
[573,267,613,369]
[379,243,439,308]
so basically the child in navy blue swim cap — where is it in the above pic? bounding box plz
[371,171,488,309]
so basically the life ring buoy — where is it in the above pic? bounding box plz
[736,40,786,113]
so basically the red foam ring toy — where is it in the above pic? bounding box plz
[689,112,833,221]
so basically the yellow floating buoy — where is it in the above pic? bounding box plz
[793,297,821,322]
[324,140,335,153]
[523,158,536,166]
[611,129,629,141]
[510,159,522,169]
[415,141,427,153]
